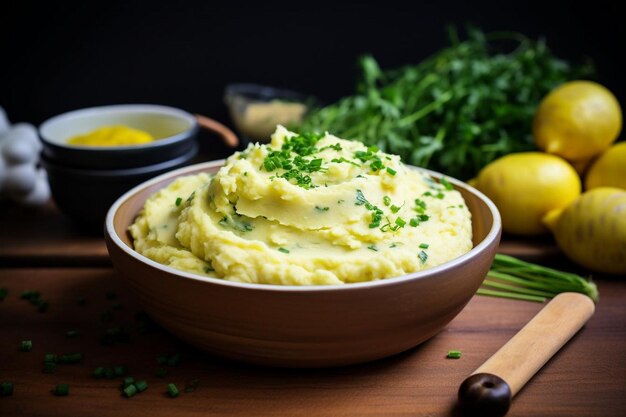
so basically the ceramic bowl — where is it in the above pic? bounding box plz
[39,104,199,170]
[43,143,198,230]
[105,161,501,367]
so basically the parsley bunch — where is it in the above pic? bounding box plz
[300,27,593,179]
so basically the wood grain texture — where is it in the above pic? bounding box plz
[473,292,595,396]
[0,201,109,266]
[1,268,624,417]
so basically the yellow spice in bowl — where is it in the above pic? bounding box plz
[67,125,154,147]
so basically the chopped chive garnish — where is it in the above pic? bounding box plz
[390,205,401,214]
[423,191,445,199]
[167,383,180,398]
[123,384,138,398]
[409,218,419,227]
[20,340,33,352]
[315,205,329,212]
[386,167,397,176]
[20,290,40,300]
[418,250,428,264]
[278,247,290,254]
[355,189,368,206]
[44,353,58,363]
[134,380,148,392]
[395,217,406,228]
[447,350,462,359]
[114,365,128,377]
[383,196,391,206]
[53,383,69,396]
[66,330,78,338]
[175,197,182,207]
[419,243,430,249]
[440,178,454,191]
[367,244,378,251]
[43,362,56,374]
[59,352,84,364]
[122,377,135,389]
[417,214,430,222]
[76,296,86,306]
[1,382,13,397]
[156,368,168,378]
[93,367,105,378]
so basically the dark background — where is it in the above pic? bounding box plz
[1,0,624,139]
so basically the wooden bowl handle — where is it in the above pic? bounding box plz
[194,114,239,148]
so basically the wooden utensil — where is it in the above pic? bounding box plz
[458,292,595,417]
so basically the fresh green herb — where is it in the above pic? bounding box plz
[204,266,215,273]
[43,362,56,374]
[59,352,84,364]
[479,254,599,303]
[321,143,342,151]
[92,366,105,378]
[423,191,445,199]
[134,380,148,392]
[417,214,430,222]
[1,382,13,397]
[175,197,182,207]
[419,243,430,249]
[122,377,135,389]
[218,216,254,233]
[53,383,69,396]
[440,178,454,191]
[123,384,138,398]
[331,157,360,167]
[300,28,593,179]
[383,196,391,206]
[278,247,290,254]
[447,350,462,359]
[418,251,428,264]
[390,204,401,214]
[414,198,427,213]
[20,340,33,352]
[114,366,128,377]
[367,244,378,251]
[167,383,180,398]
[21,290,40,300]
[409,218,419,227]
[315,206,330,212]
[355,189,368,206]
[395,217,406,228]
[44,353,58,363]
[386,167,397,176]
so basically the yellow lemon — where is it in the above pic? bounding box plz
[543,187,626,275]
[472,152,581,235]
[533,81,622,160]
[585,142,626,190]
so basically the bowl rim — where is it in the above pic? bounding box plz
[39,104,198,151]
[105,160,501,293]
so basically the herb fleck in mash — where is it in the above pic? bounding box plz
[130,126,472,285]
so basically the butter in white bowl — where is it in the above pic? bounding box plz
[130,126,472,285]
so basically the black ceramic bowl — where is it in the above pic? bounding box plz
[42,143,198,230]
[39,104,199,170]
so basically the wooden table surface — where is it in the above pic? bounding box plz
[1,203,625,417]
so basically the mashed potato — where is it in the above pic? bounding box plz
[130,126,472,285]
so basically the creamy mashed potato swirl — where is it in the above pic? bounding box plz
[130,126,472,285]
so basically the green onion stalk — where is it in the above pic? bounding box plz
[478,254,599,303]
